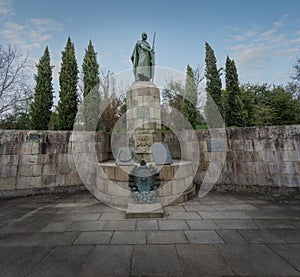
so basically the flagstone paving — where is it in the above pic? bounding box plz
[0,191,299,276]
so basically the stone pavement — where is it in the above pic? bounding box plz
[0,191,299,276]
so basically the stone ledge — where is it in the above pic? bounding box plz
[0,184,87,199]
[212,183,300,195]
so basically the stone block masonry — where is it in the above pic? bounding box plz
[0,130,108,198]
[0,125,300,198]
[189,125,300,194]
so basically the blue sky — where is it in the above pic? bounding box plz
[0,0,300,94]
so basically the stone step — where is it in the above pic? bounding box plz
[126,202,164,219]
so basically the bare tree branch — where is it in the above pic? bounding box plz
[0,43,32,119]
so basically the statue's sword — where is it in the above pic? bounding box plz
[151,32,156,81]
[152,32,156,50]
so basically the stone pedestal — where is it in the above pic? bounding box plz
[96,160,196,209]
[126,82,161,162]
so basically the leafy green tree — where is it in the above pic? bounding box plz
[162,80,184,112]
[16,112,31,129]
[183,65,198,128]
[82,40,101,130]
[239,83,300,126]
[224,56,245,127]
[83,40,100,97]
[287,57,300,100]
[291,57,300,89]
[269,86,300,125]
[30,46,53,130]
[239,84,256,126]
[57,37,79,130]
[205,42,223,118]
[48,111,60,130]
[252,104,275,126]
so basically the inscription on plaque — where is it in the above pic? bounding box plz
[207,141,226,152]
[137,107,150,118]
[29,134,40,142]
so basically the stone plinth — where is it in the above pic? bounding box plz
[96,160,196,209]
[126,202,164,218]
[126,82,161,162]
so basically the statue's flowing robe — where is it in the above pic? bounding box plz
[131,40,154,81]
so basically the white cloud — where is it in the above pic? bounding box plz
[233,24,259,41]
[276,48,299,56]
[226,16,300,84]
[230,17,299,70]
[289,37,300,45]
[0,17,62,49]
[0,0,14,17]
[231,43,274,69]
[0,0,63,51]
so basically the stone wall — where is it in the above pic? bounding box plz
[189,126,300,194]
[0,130,108,198]
[0,126,299,198]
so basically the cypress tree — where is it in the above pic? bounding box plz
[225,56,244,126]
[83,40,100,97]
[82,40,100,130]
[57,37,79,130]
[205,42,223,117]
[30,46,53,130]
[183,65,198,128]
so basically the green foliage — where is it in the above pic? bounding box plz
[239,84,300,126]
[162,80,184,112]
[48,111,59,130]
[0,114,16,129]
[269,86,300,125]
[292,57,300,82]
[252,104,276,126]
[224,56,245,127]
[83,40,100,97]
[205,42,223,116]
[287,57,300,100]
[57,37,79,130]
[195,125,208,130]
[0,111,31,130]
[183,65,198,128]
[162,66,205,129]
[30,46,53,130]
[16,112,31,129]
[82,40,101,130]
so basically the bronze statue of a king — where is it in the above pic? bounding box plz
[131,32,155,82]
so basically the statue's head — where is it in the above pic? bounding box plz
[141,32,147,40]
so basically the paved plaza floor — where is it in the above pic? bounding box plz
[0,191,299,276]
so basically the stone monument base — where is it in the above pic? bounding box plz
[126,81,161,163]
[96,160,196,211]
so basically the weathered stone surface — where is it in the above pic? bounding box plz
[0,191,299,275]
[132,245,183,276]
[74,231,113,245]
[217,244,299,276]
[176,244,234,276]
[126,202,164,219]
[1,125,300,198]
[111,231,146,244]
[185,230,224,243]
